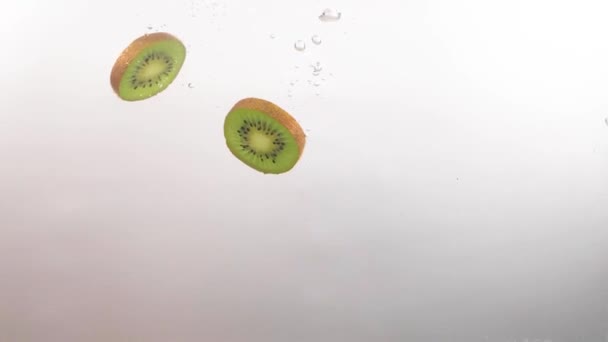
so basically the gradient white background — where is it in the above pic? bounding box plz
[1,0,607,341]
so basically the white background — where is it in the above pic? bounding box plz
[1,0,607,341]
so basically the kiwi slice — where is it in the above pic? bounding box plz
[224,98,306,174]
[110,32,186,101]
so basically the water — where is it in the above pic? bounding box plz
[311,35,322,45]
[294,40,306,52]
[311,62,322,76]
[319,8,341,22]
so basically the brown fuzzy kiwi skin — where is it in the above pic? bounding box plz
[110,32,183,98]
[229,98,306,158]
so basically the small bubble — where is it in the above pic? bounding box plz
[311,62,323,76]
[605,117,608,126]
[319,8,341,22]
[147,26,153,30]
[188,83,194,88]
[269,33,276,39]
[294,40,306,51]
[311,35,322,45]
[313,80,321,87]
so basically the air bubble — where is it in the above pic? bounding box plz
[319,8,341,22]
[311,35,322,45]
[269,33,276,39]
[188,83,194,88]
[294,40,306,52]
[311,62,322,76]
[605,117,608,126]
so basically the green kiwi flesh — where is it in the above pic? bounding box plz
[224,100,305,174]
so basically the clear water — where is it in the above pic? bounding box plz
[1,1,607,342]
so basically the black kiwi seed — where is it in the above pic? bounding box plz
[233,114,295,163]
[129,52,174,88]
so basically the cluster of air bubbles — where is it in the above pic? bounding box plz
[293,35,324,52]
[190,0,201,17]
[145,24,167,32]
[286,8,342,97]
[291,8,341,51]
[190,0,227,24]
[287,62,329,97]
[311,61,322,76]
